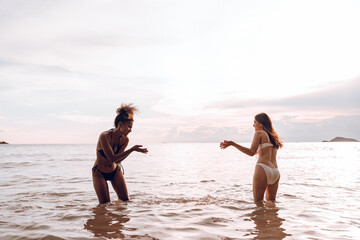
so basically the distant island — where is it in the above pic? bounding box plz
[0,141,9,144]
[322,137,359,142]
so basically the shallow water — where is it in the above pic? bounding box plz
[0,142,359,239]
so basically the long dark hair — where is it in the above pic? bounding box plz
[255,113,283,149]
[114,103,139,128]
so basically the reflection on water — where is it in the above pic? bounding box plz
[1,143,359,239]
[84,202,130,239]
[245,201,291,240]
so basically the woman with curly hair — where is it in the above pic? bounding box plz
[92,103,148,204]
[220,113,283,203]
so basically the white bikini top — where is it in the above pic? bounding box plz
[257,131,273,151]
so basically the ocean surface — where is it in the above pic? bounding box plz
[0,142,359,240]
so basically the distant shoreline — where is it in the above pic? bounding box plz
[0,141,9,144]
[322,137,359,142]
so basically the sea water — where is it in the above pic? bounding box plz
[0,142,359,239]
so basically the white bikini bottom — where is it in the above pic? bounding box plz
[256,163,280,185]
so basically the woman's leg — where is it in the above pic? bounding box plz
[93,169,111,204]
[111,167,129,201]
[253,165,268,203]
[266,176,280,201]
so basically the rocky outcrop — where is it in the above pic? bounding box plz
[322,137,358,142]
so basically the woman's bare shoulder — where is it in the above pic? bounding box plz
[99,131,107,137]
[255,130,268,135]
[254,130,268,140]
[120,135,129,143]
[254,130,264,136]
[99,130,112,140]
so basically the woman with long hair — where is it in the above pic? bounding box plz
[92,103,148,204]
[220,113,283,203]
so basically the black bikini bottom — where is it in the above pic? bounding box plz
[92,165,119,181]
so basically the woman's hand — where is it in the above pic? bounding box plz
[220,140,233,149]
[131,145,148,154]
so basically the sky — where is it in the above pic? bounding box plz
[0,0,359,144]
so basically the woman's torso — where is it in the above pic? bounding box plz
[94,129,126,173]
[256,131,278,168]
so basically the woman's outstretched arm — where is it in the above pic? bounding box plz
[220,131,261,156]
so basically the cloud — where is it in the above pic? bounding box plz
[208,77,360,114]
[277,115,360,142]
[0,56,168,118]
[52,114,110,124]
[0,59,73,74]
[271,77,360,109]
[1,1,360,144]
[0,1,223,53]
[203,77,360,142]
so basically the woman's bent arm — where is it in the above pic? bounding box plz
[113,145,147,163]
[98,133,147,163]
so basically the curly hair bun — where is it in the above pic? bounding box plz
[116,103,139,115]
[114,103,139,127]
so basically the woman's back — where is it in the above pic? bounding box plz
[257,130,278,168]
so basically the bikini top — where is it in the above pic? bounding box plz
[98,145,124,158]
[97,128,124,159]
[257,131,273,151]
[97,129,125,174]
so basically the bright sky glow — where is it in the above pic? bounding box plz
[0,0,359,144]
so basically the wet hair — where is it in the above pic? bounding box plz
[255,113,283,149]
[114,103,139,128]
